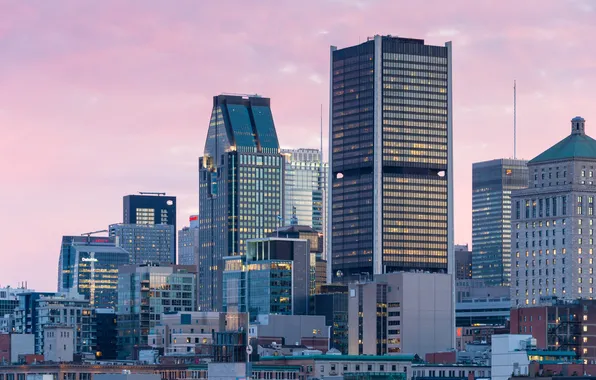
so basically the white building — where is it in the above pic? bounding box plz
[43,325,74,363]
[512,116,596,307]
[348,272,454,357]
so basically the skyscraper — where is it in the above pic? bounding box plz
[472,159,528,286]
[123,193,176,263]
[512,116,596,307]
[199,94,283,311]
[57,235,129,308]
[281,148,328,238]
[178,215,199,266]
[109,223,175,265]
[329,35,453,282]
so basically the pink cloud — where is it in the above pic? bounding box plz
[1,0,595,289]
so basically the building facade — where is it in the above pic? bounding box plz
[454,244,472,280]
[249,314,330,353]
[348,272,454,357]
[0,287,30,319]
[222,237,313,316]
[178,215,199,266]
[95,308,117,360]
[329,35,453,282]
[116,264,197,359]
[198,94,283,311]
[314,284,349,354]
[123,193,177,264]
[510,299,596,362]
[43,325,74,362]
[57,235,129,308]
[511,117,596,307]
[109,223,175,265]
[280,148,328,238]
[472,159,529,286]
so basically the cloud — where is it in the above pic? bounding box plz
[309,74,323,84]
[280,64,298,74]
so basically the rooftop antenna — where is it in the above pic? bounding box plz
[320,104,323,162]
[514,80,517,159]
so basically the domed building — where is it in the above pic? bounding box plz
[511,116,596,307]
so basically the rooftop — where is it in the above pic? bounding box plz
[260,354,421,362]
[530,116,596,163]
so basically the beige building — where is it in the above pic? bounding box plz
[348,272,454,357]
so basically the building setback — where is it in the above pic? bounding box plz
[511,117,596,307]
[198,94,283,311]
[123,194,177,264]
[472,159,528,286]
[329,35,453,283]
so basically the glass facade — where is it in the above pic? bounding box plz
[178,216,199,266]
[109,223,175,265]
[199,95,283,311]
[472,159,528,286]
[58,236,129,308]
[222,238,312,317]
[330,35,453,282]
[123,194,177,263]
[116,264,197,360]
[281,149,328,238]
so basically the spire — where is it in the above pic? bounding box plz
[571,116,586,136]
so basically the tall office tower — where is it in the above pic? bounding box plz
[511,117,596,307]
[472,159,529,286]
[281,148,328,239]
[109,223,175,265]
[198,94,283,311]
[123,193,176,263]
[57,235,129,308]
[329,35,453,282]
[116,264,197,359]
[178,215,199,266]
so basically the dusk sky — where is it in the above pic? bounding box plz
[1,0,595,290]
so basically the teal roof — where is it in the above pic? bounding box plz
[529,133,596,163]
[260,354,420,362]
[527,350,576,357]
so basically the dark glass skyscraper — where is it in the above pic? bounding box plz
[123,193,176,263]
[199,94,283,311]
[329,35,453,282]
[472,159,528,286]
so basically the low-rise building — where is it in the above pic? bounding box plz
[43,325,74,362]
[348,272,454,357]
[250,314,330,353]
[0,333,34,364]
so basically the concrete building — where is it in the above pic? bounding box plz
[178,215,199,266]
[280,148,328,245]
[43,325,74,362]
[249,314,330,353]
[0,333,34,364]
[455,244,472,280]
[148,311,248,356]
[510,299,596,362]
[472,159,528,286]
[57,235,129,308]
[348,272,454,357]
[314,284,348,354]
[261,354,420,380]
[116,264,197,360]
[35,293,94,356]
[222,237,313,316]
[329,35,453,283]
[198,94,284,312]
[511,117,596,307]
[110,223,175,265]
[0,314,15,334]
[123,193,177,264]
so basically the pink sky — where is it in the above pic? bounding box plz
[1,0,595,290]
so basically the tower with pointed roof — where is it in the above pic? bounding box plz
[511,116,596,307]
[198,94,284,311]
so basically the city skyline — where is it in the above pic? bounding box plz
[2,0,596,289]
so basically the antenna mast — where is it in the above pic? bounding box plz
[320,104,323,161]
[514,80,517,159]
